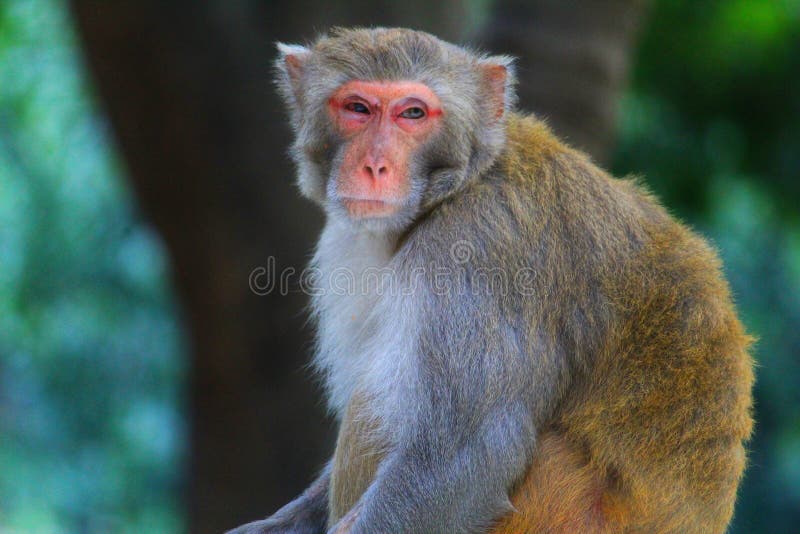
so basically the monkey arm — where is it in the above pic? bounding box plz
[328,274,567,534]
[228,462,331,534]
[328,399,538,534]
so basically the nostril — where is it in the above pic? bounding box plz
[364,164,388,179]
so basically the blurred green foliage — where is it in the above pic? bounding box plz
[613,0,800,530]
[0,0,185,532]
[0,0,798,532]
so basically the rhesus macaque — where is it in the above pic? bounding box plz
[230,28,754,534]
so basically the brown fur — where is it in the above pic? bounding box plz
[330,114,754,533]
[329,394,386,523]
[491,431,628,534]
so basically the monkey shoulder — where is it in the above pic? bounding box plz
[410,115,665,271]
[403,114,749,369]
[404,113,744,332]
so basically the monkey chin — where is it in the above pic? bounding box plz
[341,198,400,219]
[334,197,413,234]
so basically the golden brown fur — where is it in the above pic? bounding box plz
[329,395,387,522]
[330,114,754,533]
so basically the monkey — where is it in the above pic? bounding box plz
[229,27,754,534]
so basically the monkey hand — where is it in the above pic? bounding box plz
[226,494,328,534]
[325,502,361,534]
[226,518,319,534]
[226,512,324,534]
[228,465,331,534]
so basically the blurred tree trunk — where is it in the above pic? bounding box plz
[70,1,642,532]
[477,0,648,164]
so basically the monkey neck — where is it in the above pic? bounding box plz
[314,219,398,274]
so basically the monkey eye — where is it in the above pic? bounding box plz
[399,107,426,119]
[345,102,370,114]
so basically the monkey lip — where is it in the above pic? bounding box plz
[341,198,401,218]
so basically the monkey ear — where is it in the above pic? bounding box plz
[478,55,516,121]
[275,42,312,107]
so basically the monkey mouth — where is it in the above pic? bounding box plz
[340,198,402,218]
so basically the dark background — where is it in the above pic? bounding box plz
[0,0,798,532]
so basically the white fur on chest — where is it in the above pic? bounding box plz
[310,221,419,423]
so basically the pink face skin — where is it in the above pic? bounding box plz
[327,80,444,219]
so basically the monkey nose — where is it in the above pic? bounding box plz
[364,162,389,180]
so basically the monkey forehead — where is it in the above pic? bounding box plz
[329,80,442,108]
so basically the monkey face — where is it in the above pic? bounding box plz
[324,80,444,229]
[275,29,515,234]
